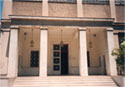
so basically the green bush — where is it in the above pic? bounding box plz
[112,37,125,75]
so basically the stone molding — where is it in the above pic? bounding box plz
[10,25,19,30]
[106,28,114,32]
[9,15,114,22]
[79,28,86,31]
[40,27,48,30]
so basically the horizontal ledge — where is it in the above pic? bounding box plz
[9,15,114,22]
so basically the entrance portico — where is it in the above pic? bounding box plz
[16,26,88,77]
[7,16,117,78]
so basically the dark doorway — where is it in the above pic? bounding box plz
[61,45,68,75]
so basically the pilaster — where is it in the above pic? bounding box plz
[39,27,48,77]
[79,28,88,76]
[42,0,48,16]
[77,0,83,17]
[109,0,117,21]
[7,26,19,77]
[106,28,117,76]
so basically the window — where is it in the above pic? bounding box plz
[98,56,101,67]
[30,51,39,67]
[48,0,76,3]
[115,0,125,5]
[53,44,60,71]
[13,0,42,2]
[82,0,109,4]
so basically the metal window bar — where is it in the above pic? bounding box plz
[82,0,109,4]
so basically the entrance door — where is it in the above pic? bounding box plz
[61,45,68,75]
[53,44,68,75]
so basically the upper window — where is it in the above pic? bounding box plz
[13,0,42,2]
[82,0,109,5]
[115,0,125,5]
[13,0,76,3]
[48,0,76,3]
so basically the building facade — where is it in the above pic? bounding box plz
[0,0,125,78]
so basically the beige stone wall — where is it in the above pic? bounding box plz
[13,2,42,16]
[116,6,125,22]
[113,34,119,48]
[0,32,9,74]
[48,3,77,17]
[83,4,111,18]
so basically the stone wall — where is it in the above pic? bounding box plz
[48,3,77,17]
[83,4,111,18]
[116,6,125,22]
[13,2,42,16]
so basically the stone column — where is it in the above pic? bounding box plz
[39,27,48,77]
[106,28,117,76]
[7,26,19,77]
[79,28,88,76]
[42,0,48,16]
[109,0,116,21]
[77,0,83,17]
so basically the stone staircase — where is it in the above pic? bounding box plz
[11,76,118,87]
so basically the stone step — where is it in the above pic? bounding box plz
[16,76,112,78]
[12,85,118,87]
[11,76,118,87]
[13,82,116,84]
[14,81,114,83]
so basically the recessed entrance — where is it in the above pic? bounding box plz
[53,44,69,75]
[61,44,68,75]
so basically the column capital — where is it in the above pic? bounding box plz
[40,27,48,30]
[10,25,19,30]
[106,28,114,32]
[79,28,86,31]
